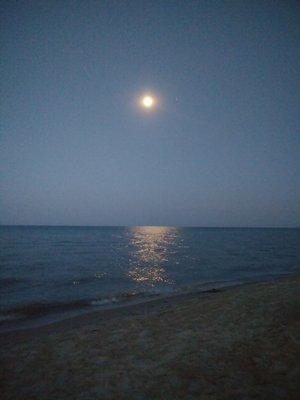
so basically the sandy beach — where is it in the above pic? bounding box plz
[1,275,299,399]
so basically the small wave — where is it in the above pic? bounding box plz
[71,273,108,285]
[0,290,159,322]
[91,298,117,306]
[0,314,22,322]
[0,300,91,320]
[90,290,158,307]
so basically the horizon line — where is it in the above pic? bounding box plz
[0,224,299,229]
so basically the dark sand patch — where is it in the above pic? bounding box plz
[1,275,299,399]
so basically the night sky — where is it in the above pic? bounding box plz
[1,0,299,227]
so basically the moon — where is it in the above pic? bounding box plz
[141,95,154,108]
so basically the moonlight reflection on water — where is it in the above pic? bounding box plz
[128,226,178,287]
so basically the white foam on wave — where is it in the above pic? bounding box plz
[90,297,118,306]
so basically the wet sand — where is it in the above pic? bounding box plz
[1,275,299,399]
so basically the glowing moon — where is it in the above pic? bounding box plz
[141,95,154,108]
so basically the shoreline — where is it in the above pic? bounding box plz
[0,272,297,342]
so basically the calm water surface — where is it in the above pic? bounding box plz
[0,226,299,328]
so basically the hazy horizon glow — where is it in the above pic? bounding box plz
[1,1,299,227]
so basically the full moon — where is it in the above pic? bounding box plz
[142,95,154,108]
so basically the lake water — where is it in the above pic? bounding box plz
[1,226,299,330]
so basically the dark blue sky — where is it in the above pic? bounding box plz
[1,0,299,227]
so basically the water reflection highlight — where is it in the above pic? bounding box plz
[128,226,178,287]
